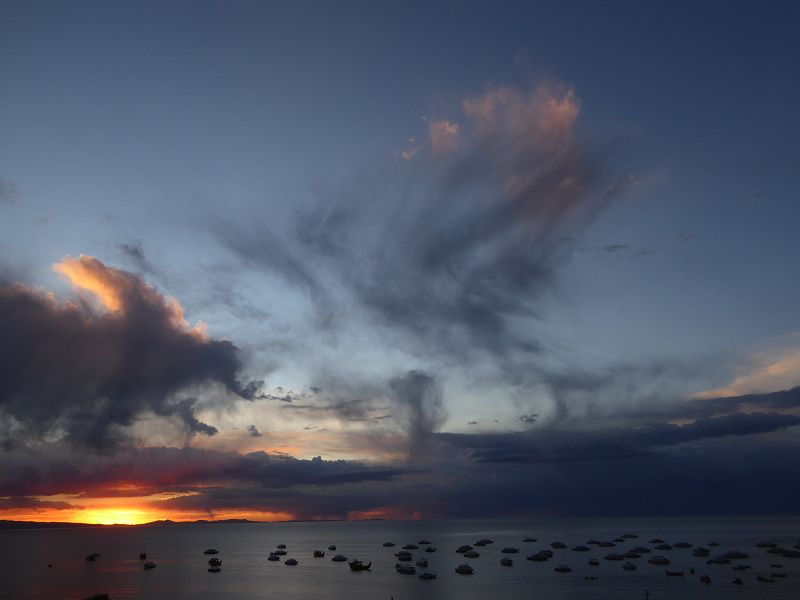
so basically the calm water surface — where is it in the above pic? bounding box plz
[1,516,799,599]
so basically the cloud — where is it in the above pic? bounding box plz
[0,256,250,450]
[428,119,459,155]
[439,411,800,464]
[0,176,16,205]
[695,347,800,398]
[117,241,156,275]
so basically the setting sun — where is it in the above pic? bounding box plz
[80,507,152,525]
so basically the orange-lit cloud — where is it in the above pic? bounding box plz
[54,255,207,339]
[428,119,459,155]
[695,347,800,399]
[462,82,580,149]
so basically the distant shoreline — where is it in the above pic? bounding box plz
[0,517,390,530]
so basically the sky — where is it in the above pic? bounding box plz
[1,0,800,524]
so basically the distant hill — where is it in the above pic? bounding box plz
[0,518,258,530]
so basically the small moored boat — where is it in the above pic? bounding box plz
[349,560,371,571]
[455,564,474,575]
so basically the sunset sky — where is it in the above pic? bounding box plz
[1,1,800,524]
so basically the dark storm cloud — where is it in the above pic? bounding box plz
[0,445,409,500]
[0,257,253,450]
[438,411,800,464]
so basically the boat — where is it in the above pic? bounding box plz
[674,542,692,548]
[632,546,651,554]
[395,551,413,561]
[665,570,684,576]
[477,538,494,545]
[203,549,219,555]
[277,544,287,549]
[707,556,730,565]
[331,554,348,562]
[527,552,551,562]
[285,558,298,566]
[85,553,101,562]
[208,558,222,566]
[418,572,437,580]
[583,575,598,580]
[313,550,325,557]
[604,554,624,561]
[554,565,572,573]
[587,539,601,545]
[623,552,641,559]
[692,547,709,557]
[550,542,566,549]
[588,558,600,566]
[328,545,337,551]
[396,564,416,575]
[415,558,429,567]
[770,563,783,568]
[654,544,672,550]
[455,564,474,575]
[382,542,395,547]
[501,547,519,554]
[456,545,473,553]
[419,540,431,545]
[208,566,221,573]
[464,551,479,558]
[622,533,638,539]
[273,549,287,556]
[474,540,486,546]
[597,541,616,548]
[623,562,637,571]
[523,537,537,542]
[648,556,670,565]
[733,577,743,585]
[700,574,711,584]
[771,571,787,578]
[349,560,371,571]
[757,541,777,548]
[501,558,513,566]
[572,545,590,552]
[708,541,720,547]
[425,546,437,553]
[267,554,281,561]
[143,561,157,570]
[723,550,748,559]
[733,564,750,571]
[138,552,146,560]
[403,544,419,550]
[649,539,665,544]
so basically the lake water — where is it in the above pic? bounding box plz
[1,516,799,599]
